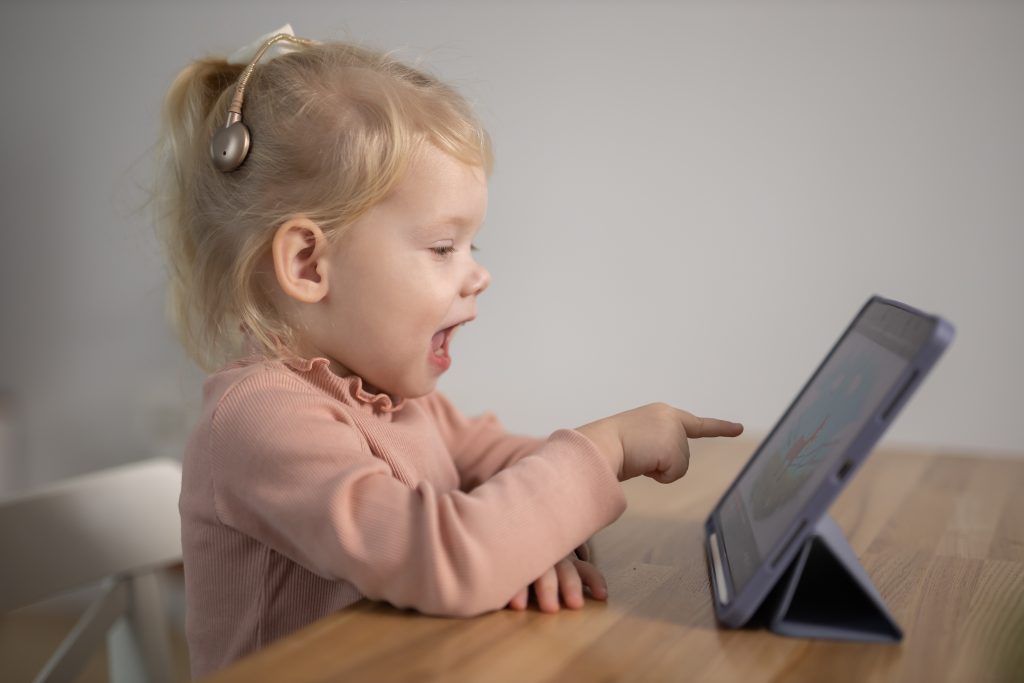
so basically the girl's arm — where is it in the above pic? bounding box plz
[202,372,626,618]
[420,390,596,571]
[418,390,545,491]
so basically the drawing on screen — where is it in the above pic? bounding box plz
[748,349,879,520]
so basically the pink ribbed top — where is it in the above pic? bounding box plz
[179,356,627,678]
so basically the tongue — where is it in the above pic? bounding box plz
[431,330,445,352]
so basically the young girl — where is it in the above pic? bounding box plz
[159,26,744,678]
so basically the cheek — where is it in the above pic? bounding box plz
[360,277,438,342]
[343,252,451,338]
[386,262,452,315]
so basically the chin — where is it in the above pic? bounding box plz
[404,378,439,399]
[375,373,426,401]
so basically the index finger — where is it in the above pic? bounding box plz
[680,413,744,438]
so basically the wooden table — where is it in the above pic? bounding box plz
[205,438,1024,682]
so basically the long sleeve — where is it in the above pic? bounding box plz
[207,372,627,618]
[419,391,546,491]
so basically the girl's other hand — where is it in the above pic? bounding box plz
[506,554,608,613]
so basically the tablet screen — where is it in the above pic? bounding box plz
[718,302,935,595]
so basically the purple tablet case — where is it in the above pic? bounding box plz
[754,515,901,641]
[704,295,954,642]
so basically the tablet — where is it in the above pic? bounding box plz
[704,295,954,634]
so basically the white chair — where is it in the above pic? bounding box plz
[0,458,183,683]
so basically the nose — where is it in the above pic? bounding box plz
[463,261,490,298]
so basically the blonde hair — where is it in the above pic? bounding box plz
[155,42,492,371]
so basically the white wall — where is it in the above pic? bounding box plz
[1,0,1021,492]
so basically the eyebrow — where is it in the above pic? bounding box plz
[417,216,480,235]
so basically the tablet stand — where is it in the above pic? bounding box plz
[753,515,902,642]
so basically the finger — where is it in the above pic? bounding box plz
[555,558,585,609]
[508,586,529,611]
[680,413,744,439]
[647,434,690,483]
[648,467,684,484]
[574,542,591,563]
[534,566,560,613]
[573,559,609,600]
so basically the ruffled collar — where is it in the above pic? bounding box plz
[281,356,407,415]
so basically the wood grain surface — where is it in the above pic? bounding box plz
[204,438,1024,683]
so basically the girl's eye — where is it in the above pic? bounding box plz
[431,244,480,258]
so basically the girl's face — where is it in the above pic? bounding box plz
[315,145,491,399]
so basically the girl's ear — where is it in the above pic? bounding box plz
[271,217,331,303]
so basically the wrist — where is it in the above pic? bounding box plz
[575,423,623,480]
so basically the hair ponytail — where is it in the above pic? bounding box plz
[156,58,246,370]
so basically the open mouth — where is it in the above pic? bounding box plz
[431,323,461,359]
[429,318,473,370]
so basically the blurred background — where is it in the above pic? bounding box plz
[1,0,1022,498]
